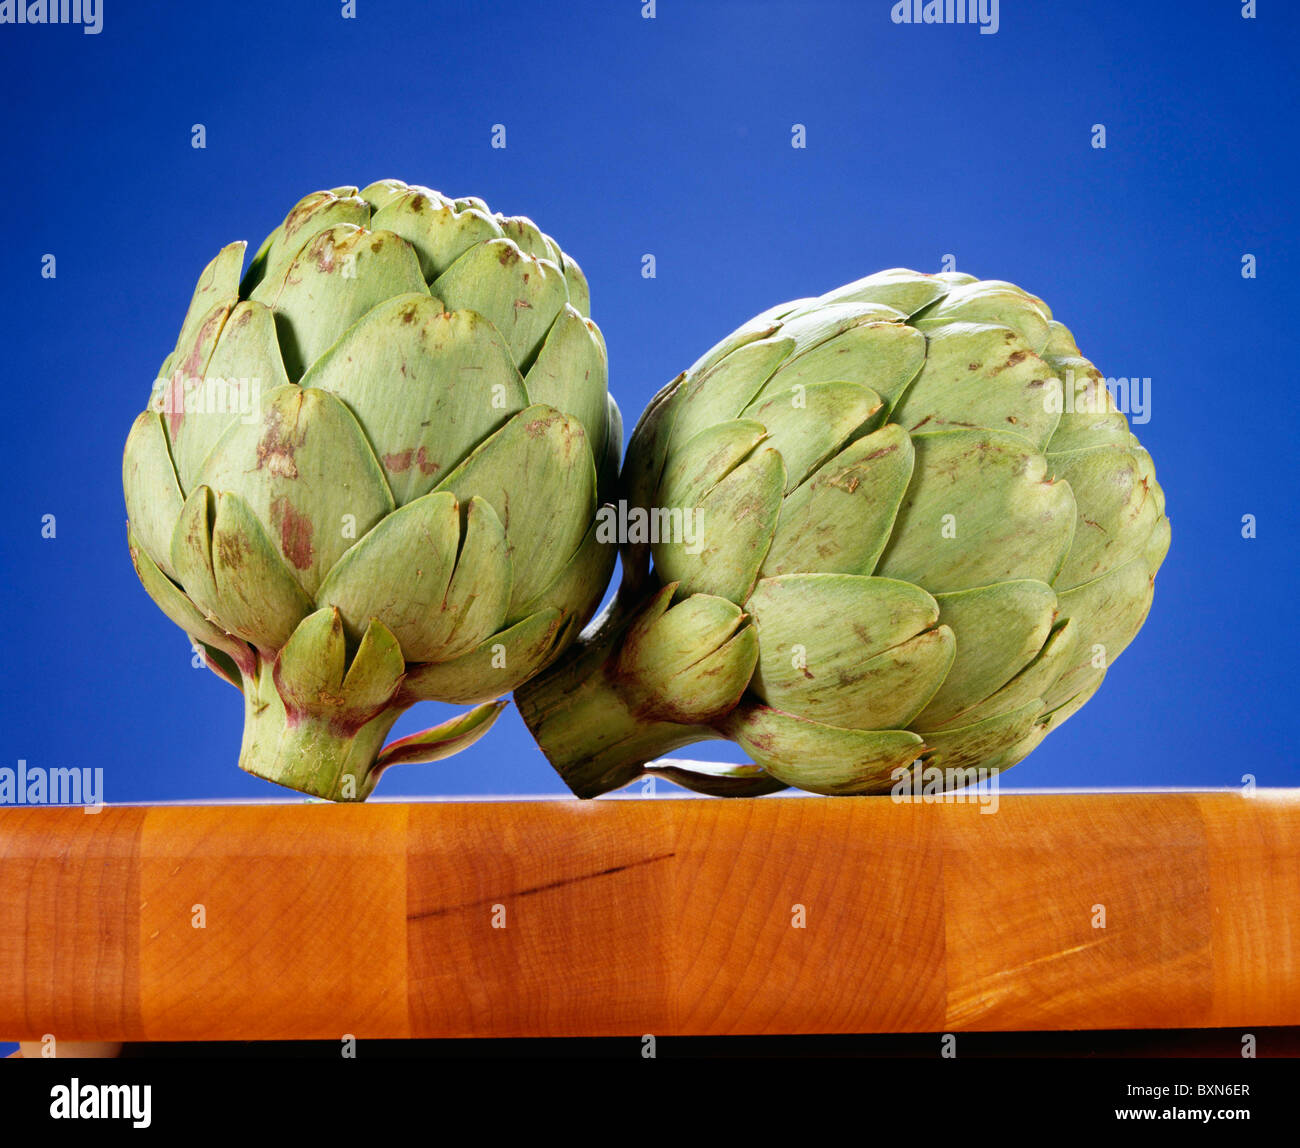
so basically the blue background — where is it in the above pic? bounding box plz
[1,0,1296,815]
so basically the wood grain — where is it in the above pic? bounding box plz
[0,792,1296,1041]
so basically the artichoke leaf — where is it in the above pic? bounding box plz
[208,490,315,650]
[916,697,1046,776]
[421,495,513,663]
[123,410,185,581]
[359,179,418,212]
[559,250,591,316]
[512,511,616,635]
[760,421,914,578]
[740,380,886,492]
[618,592,759,724]
[431,237,568,368]
[722,704,924,796]
[171,300,292,493]
[128,527,255,679]
[300,294,528,506]
[1047,444,1162,591]
[807,268,948,318]
[400,608,569,705]
[1040,327,1131,455]
[913,279,1052,353]
[313,490,461,660]
[769,302,909,360]
[912,579,1059,729]
[241,190,371,297]
[498,215,561,264]
[761,318,925,415]
[434,404,594,623]
[656,419,770,511]
[1042,555,1155,709]
[670,337,794,443]
[195,384,395,598]
[523,304,610,463]
[875,428,1076,595]
[891,322,1062,451]
[340,618,407,717]
[250,224,428,380]
[746,573,950,729]
[371,189,504,282]
[938,617,1080,731]
[150,299,234,441]
[652,445,785,603]
[643,757,789,798]
[373,700,507,771]
[171,240,245,366]
[273,607,347,715]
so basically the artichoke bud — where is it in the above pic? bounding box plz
[124,180,614,800]
[518,268,1170,799]
[615,586,759,724]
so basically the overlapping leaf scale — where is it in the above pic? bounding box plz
[299,293,528,506]
[431,237,568,368]
[722,704,924,796]
[193,383,395,598]
[652,419,785,603]
[316,490,510,664]
[250,224,428,380]
[433,403,596,624]
[874,428,1077,595]
[760,422,915,578]
[370,187,504,283]
[745,574,952,730]
[241,188,371,297]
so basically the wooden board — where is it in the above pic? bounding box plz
[1,792,1296,1041]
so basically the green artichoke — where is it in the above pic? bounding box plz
[517,269,1169,798]
[124,180,620,801]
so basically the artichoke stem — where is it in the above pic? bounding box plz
[237,661,401,801]
[515,597,715,798]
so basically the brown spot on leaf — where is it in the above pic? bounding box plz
[384,449,414,473]
[314,238,336,273]
[215,528,250,571]
[283,193,326,238]
[415,446,440,475]
[271,496,314,570]
[255,403,301,478]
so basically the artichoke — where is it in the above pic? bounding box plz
[124,180,620,800]
[517,269,1169,798]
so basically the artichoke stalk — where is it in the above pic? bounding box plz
[124,181,620,800]
[517,269,1169,798]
